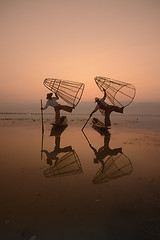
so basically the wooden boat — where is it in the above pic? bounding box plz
[51,116,68,127]
[50,116,68,136]
[92,118,110,135]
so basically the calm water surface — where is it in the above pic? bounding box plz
[0,116,160,240]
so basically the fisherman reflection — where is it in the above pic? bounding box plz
[82,130,132,184]
[93,147,133,185]
[89,132,133,184]
[42,136,72,166]
[42,125,83,178]
[41,125,72,166]
[89,132,122,171]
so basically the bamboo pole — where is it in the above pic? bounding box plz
[41,99,44,159]
[41,99,44,134]
[81,113,92,131]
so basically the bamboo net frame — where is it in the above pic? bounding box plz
[43,78,85,107]
[95,76,136,107]
[44,150,83,178]
[93,152,133,184]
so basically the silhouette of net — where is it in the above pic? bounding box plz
[93,152,133,184]
[44,150,82,178]
[43,78,85,107]
[95,76,136,107]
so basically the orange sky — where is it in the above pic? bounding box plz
[0,0,160,110]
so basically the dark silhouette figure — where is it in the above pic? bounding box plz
[90,88,124,127]
[82,130,132,184]
[41,93,74,124]
[42,126,82,178]
[89,133,122,171]
[42,133,72,166]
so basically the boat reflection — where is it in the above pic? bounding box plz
[42,125,83,178]
[82,129,133,184]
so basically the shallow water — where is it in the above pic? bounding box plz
[0,116,160,240]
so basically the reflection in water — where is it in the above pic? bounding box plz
[92,117,111,136]
[44,150,82,178]
[82,128,133,184]
[42,125,83,178]
[93,152,133,184]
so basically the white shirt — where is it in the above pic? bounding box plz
[43,96,59,109]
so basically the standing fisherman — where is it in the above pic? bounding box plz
[90,88,124,127]
[41,93,74,125]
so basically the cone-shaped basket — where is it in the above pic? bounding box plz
[95,76,136,107]
[93,152,133,184]
[43,78,85,107]
[44,150,83,178]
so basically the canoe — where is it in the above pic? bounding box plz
[92,118,110,135]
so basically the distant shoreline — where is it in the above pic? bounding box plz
[0,112,160,117]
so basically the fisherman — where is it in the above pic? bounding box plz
[90,88,124,127]
[41,92,74,124]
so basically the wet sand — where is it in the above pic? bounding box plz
[0,113,160,240]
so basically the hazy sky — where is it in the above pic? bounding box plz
[0,0,160,111]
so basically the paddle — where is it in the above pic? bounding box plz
[40,99,44,133]
[81,113,93,131]
[40,99,44,159]
[82,130,91,146]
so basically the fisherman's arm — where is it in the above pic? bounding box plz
[54,93,59,100]
[90,105,98,116]
[89,145,97,155]
[42,102,49,110]
[41,150,49,155]
[101,88,106,101]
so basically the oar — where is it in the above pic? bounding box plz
[40,99,44,159]
[41,132,44,160]
[81,113,93,131]
[41,99,44,134]
[82,130,91,146]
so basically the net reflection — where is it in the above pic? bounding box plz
[42,125,83,178]
[93,152,133,184]
[82,127,133,184]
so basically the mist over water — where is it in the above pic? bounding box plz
[0,101,160,115]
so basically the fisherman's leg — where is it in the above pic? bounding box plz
[54,106,61,124]
[110,148,122,155]
[59,146,72,152]
[55,135,60,149]
[104,109,111,127]
[104,134,111,148]
[60,105,74,113]
[110,105,124,113]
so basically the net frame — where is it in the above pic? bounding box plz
[93,152,133,184]
[44,150,83,178]
[43,78,85,107]
[94,76,136,107]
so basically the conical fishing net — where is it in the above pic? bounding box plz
[43,78,85,107]
[93,152,133,184]
[95,76,136,107]
[44,150,83,178]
